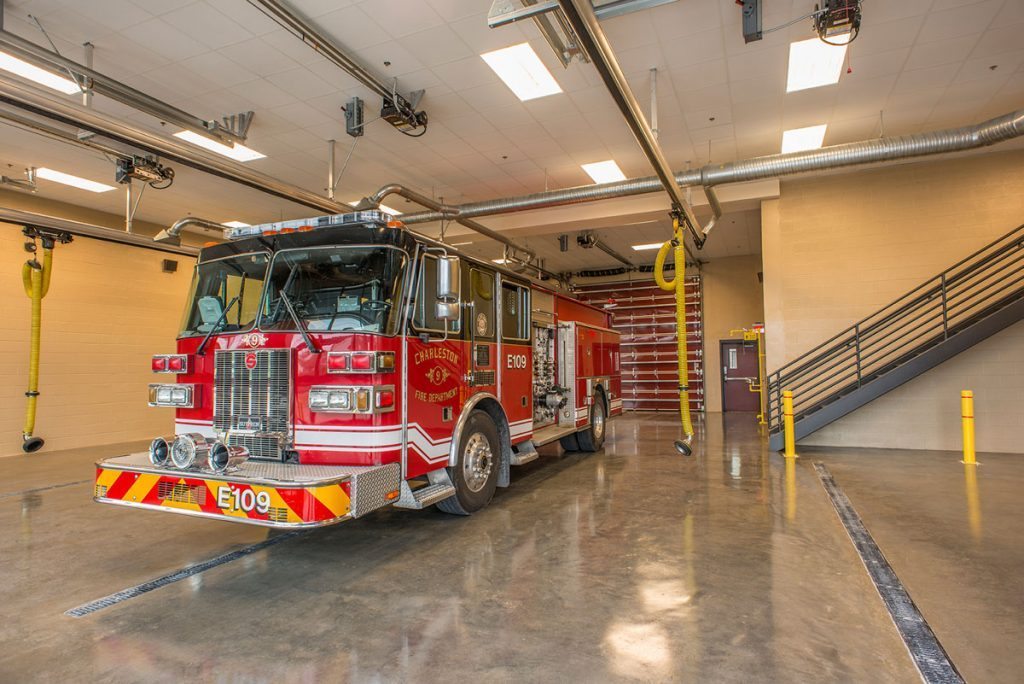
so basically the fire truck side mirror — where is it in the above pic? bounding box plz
[436,255,460,302]
[435,301,460,321]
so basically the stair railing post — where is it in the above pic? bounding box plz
[940,274,949,339]
[854,324,862,387]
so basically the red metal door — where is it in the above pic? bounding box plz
[721,340,760,412]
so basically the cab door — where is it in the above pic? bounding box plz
[463,265,498,397]
[406,254,465,478]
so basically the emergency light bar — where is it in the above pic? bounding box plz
[224,210,394,240]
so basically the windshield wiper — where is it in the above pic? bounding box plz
[278,288,320,354]
[196,295,240,357]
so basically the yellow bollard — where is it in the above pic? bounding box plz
[961,390,977,465]
[782,390,798,458]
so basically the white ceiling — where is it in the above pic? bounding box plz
[0,0,1022,270]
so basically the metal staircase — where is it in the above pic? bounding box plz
[767,224,1024,451]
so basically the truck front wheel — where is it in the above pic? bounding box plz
[437,411,500,515]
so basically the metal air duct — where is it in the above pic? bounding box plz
[361,183,536,261]
[396,109,1024,226]
[155,217,231,245]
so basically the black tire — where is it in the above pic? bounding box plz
[559,432,580,451]
[576,396,606,452]
[436,411,500,515]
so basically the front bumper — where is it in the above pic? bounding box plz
[94,453,401,529]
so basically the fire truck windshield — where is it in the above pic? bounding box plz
[259,246,406,336]
[179,252,269,338]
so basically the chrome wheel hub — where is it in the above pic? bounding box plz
[593,404,605,441]
[462,432,494,493]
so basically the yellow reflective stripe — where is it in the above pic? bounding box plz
[311,484,350,519]
[96,468,121,489]
[123,473,160,503]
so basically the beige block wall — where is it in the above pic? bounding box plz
[0,194,196,457]
[763,149,1024,453]
[702,254,765,413]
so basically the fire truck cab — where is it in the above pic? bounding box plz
[94,211,622,527]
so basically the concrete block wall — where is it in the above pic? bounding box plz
[762,148,1024,453]
[0,195,196,458]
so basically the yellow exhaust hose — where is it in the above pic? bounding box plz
[21,246,52,453]
[655,218,695,455]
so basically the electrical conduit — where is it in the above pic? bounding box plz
[654,218,695,455]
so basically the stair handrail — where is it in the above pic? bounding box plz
[770,223,1024,385]
[767,222,1024,428]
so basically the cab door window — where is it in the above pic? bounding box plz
[501,282,529,342]
[468,268,495,341]
[413,254,461,336]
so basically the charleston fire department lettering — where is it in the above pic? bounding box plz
[413,346,459,366]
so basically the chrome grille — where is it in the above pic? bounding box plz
[227,434,283,461]
[214,349,291,460]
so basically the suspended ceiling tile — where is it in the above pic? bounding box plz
[313,5,392,51]
[400,24,474,67]
[905,34,980,72]
[122,17,210,61]
[917,0,1003,43]
[161,2,254,50]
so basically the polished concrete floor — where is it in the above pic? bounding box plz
[0,413,1017,682]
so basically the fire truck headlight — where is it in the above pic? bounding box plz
[328,390,350,410]
[148,384,196,408]
[309,388,351,412]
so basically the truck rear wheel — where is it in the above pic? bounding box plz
[559,432,580,451]
[437,411,500,515]
[576,397,606,452]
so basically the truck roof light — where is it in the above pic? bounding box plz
[223,211,393,240]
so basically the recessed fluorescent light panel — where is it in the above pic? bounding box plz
[173,130,265,162]
[378,204,399,215]
[0,51,80,94]
[450,241,473,246]
[631,242,664,251]
[782,124,827,153]
[492,258,509,264]
[36,167,115,193]
[582,160,627,184]
[786,38,847,93]
[222,221,250,228]
[481,42,562,102]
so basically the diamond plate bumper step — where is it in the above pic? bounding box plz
[511,440,539,466]
[394,481,456,509]
[94,453,401,528]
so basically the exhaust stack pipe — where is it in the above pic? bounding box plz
[209,442,249,473]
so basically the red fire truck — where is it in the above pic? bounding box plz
[94,211,622,527]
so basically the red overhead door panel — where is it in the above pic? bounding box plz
[575,277,704,413]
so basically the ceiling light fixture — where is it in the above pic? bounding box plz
[222,221,250,228]
[173,130,265,162]
[782,124,827,153]
[450,241,473,246]
[631,242,664,251]
[492,258,509,264]
[481,43,563,102]
[0,50,80,94]
[36,167,115,193]
[582,160,627,184]
[786,38,847,92]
